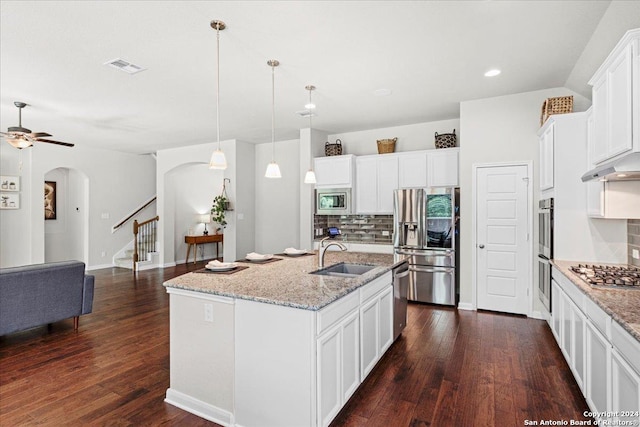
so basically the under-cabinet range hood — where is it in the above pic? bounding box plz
[581,152,640,182]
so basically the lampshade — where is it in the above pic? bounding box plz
[198,214,211,224]
[265,162,282,178]
[304,169,316,184]
[209,149,227,169]
[209,20,228,170]
[7,137,32,149]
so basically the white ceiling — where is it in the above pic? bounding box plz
[0,0,630,154]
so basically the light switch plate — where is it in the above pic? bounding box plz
[633,249,640,260]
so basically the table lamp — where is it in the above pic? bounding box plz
[199,214,211,235]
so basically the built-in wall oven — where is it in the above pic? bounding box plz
[538,198,553,312]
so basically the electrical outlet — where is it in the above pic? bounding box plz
[382,230,390,236]
[633,249,640,260]
[101,213,109,219]
[204,303,213,322]
[101,251,106,257]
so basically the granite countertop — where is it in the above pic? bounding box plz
[551,259,640,342]
[163,251,399,311]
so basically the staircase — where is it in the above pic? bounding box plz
[114,247,160,271]
[113,215,160,272]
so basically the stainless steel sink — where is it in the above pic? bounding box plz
[310,262,376,278]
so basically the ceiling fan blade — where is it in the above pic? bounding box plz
[29,132,52,138]
[35,138,75,147]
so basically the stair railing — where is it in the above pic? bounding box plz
[133,216,159,273]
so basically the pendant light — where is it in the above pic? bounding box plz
[303,85,317,184]
[209,20,227,170]
[265,59,282,178]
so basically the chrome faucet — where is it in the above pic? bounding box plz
[318,236,347,268]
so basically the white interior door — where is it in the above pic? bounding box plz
[476,164,530,315]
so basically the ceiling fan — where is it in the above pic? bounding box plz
[1,101,74,149]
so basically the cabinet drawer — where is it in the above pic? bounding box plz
[584,296,611,339]
[360,272,392,304]
[552,268,584,309]
[611,321,640,375]
[317,291,359,336]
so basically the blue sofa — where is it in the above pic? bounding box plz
[0,260,95,335]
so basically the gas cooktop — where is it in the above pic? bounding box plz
[570,264,640,289]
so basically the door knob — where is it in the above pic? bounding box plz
[478,244,485,249]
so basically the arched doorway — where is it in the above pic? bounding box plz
[44,167,89,264]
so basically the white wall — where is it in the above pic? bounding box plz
[234,140,256,260]
[299,128,328,251]
[156,140,256,265]
[254,139,301,254]
[459,87,591,311]
[328,119,460,156]
[167,163,222,263]
[157,142,225,266]
[44,167,86,263]
[0,141,155,269]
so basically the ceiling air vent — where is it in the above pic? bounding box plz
[104,58,147,75]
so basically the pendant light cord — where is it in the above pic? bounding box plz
[308,88,313,169]
[271,63,276,161]
[216,24,221,149]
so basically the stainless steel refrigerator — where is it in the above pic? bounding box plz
[393,187,459,306]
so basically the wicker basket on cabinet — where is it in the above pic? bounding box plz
[540,96,573,126]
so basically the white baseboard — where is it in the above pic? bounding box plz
[529,310,546,321]
[163,262,177,268]
[86,263,114,271]
[457,302,475,311]
[165,388,233,426]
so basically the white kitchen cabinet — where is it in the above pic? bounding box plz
[551,280,561,341]
[427,148,459,187]
[588,29,640,164]
[573,303,586,393]
[360,284,393,379]
[538,122,554,191]
[585,315,612,414]
[611,349,640,424]
[355,154,398,214]
[314,155,355,189]
[317,323,341,426]
[398,151,428,188]
[317,309,360,427]
[553,277,586,393]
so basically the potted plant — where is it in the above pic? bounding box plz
[211,194,227,228]
[211,178,233,229]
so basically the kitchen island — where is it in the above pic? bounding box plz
[163,251,398,427]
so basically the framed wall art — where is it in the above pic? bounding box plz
[0,175,20,192]
[0,193,20,209]
[45,181,57,220]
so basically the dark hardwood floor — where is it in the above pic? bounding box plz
[0,261,589,426]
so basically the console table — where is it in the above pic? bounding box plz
[184,234,223,264]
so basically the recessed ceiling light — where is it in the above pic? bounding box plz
[373,88,392,97]
[484,69,501,77]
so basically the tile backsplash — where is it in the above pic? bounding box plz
[314,215,394,245]
[629,219,640,267]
